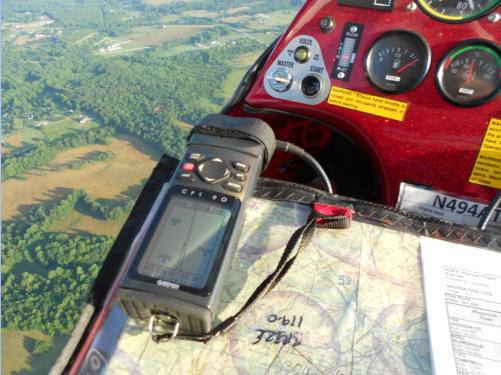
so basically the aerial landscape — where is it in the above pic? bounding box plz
[1,0,302,373]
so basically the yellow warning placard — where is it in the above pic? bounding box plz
[327,86,408,121]
[470,118,501,189]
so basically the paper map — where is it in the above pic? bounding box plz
[82,198,431,375]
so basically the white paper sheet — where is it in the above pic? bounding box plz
[420,237,501,375]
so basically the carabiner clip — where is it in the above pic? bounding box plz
[149,312,180,343]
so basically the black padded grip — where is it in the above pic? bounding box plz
[190,114,276,170]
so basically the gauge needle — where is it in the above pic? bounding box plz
[466,60,475,83]
[396,59,418,74]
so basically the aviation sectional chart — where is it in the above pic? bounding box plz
[81,198,431,374]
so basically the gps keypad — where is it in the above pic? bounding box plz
[197,157,231,184]
[177,152,253,197]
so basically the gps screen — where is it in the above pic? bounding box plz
[136,194,232,289]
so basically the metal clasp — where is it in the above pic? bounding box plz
[149,312,180,343]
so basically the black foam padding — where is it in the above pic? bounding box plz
[192,114,276,170]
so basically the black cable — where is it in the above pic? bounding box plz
[276,140,333,194]
[478,189,501,231]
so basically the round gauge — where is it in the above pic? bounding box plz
[365,30,431,94]
[436,40,501,107]
[416,0,501,23]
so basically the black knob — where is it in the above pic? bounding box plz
[319,16,335,33]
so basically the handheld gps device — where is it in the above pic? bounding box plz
[116,114,276,337]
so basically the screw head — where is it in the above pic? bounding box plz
[487,13,500,23]
[406,2,417,11]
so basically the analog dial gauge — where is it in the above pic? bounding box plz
[365,30,431,94]
[416,0,501,23]
[436,40,501,106]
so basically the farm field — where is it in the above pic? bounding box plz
[2,134,163,222]
[2,331,67,375]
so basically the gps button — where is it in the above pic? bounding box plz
[178,172,195,183]
[197,158,231,184]
[224,181,243,193]
[232,161,249,172]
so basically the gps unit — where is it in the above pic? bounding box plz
[116,115,276,337]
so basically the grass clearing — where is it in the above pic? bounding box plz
[20,125,45,145]
[222,15,252,23]
[50,210,129,237]
[182,10,219,17]
[2,331,49,375]
[97,25,213,55]
[141,0,179,4]
[226,6,250,14]
[130,25,212,45]
[2,332,69,375]
[1,116,99,154]
[221,51,262,101]
[1,133,24,154]
[74,32,98,44]
[161,43,200,57]
[41,118,100,141]
[178,120,194,130]
[266,10,298,24]
[1,134,162,222]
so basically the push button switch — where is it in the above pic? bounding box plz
[178,172,195,183]
[232,161,249,172]
[233,173,246,182]
[187,153,204,162]
[197,158,231,184]
[182,162,195,171]
[224,181,243,193]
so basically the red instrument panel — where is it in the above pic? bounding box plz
[236,0,501,205]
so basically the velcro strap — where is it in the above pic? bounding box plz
[313,203,352,229]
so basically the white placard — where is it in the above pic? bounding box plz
[397,182,501,233]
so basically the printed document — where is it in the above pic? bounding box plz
[420,237,501,375]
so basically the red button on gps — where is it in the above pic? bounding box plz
[182,162,195,171]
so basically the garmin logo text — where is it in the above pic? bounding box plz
[156,279,180,289]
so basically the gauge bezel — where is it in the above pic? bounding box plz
[415,0,501,23]
[436,39,501,107]
[364,29,431,94]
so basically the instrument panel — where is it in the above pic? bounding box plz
[239,0,501,205]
